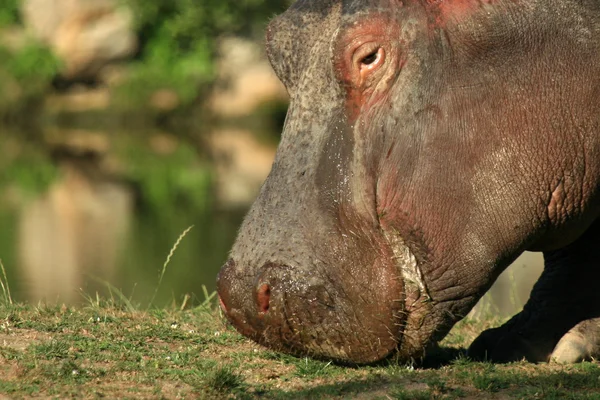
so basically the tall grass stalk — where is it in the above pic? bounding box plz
[104,282,137,313]
[0,259,13,305]
[148,225,194,309]
[83,275,138,312]
[201,285,216,308]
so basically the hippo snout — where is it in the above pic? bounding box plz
[217,254,409,364]
[217,259,293,318]
[217,259,276,317]
[217,259,309,346]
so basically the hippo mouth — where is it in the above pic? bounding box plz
[217,229,433,364]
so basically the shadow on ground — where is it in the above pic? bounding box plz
[419,346,467,369]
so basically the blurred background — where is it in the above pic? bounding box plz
[0,0,542,315]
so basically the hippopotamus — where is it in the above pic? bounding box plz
[217,0,600,364]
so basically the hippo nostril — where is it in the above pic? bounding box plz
[257,283,271,314]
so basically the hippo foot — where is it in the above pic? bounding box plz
[470,221,600,364]
[467,316,555,363]
[551,318,600,363]
[469,316,600,363]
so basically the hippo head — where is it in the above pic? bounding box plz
[217,0,593,363]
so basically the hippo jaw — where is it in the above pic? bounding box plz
[217,223,424,364]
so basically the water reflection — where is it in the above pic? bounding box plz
[0,124,272,306]
[19,148,133,303]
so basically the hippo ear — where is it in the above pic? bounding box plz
[265,18,296,93]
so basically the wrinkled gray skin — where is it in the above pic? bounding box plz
[217,0,600,364]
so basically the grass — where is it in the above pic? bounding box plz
[148,224,195,309]
[0,303,598,399]
[0,259,12,305]
[0,237,597,398]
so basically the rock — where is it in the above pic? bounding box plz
[210,37,288,117]
[149,89,180,111]
[45,87,111,112]
[21,0,137,80]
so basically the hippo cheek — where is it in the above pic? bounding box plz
[217,256,406,364]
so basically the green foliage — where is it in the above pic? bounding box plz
[0,140,58,197]
[0,0,19,28]
[0,0,289,113]
[54,360,89,383]
[0,0,58,106]
[471,373,509,392]
[0,42,61,115]
[126,0,287,49]
[6,42,60,93]
[112,35,213,109]
[425,376,449,393]
[116,0,290,109]
[123,142,213,214]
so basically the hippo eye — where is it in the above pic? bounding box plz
[337,41,387,87]
[357,47,385,77]
[354,43,385,74]
[361,50,380,66]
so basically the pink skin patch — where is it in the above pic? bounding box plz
[256,283,271,314]
[219,295,228,312]
[424,0,498,27]
[334,14,404,123]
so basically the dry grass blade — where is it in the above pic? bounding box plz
[0,258,13,305]
[149,225,194,309]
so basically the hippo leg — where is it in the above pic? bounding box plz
[468,220,600,363]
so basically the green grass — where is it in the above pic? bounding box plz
[3,261,597,398]
[0,300,599,398]
[0,304,596,399]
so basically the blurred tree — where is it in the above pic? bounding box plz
[0,10,60,119]
[115,0,291,110]
[0,0,20,28]
[0,0,290,114]
[129,0,287,52]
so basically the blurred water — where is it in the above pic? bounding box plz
[0,123,247,307]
